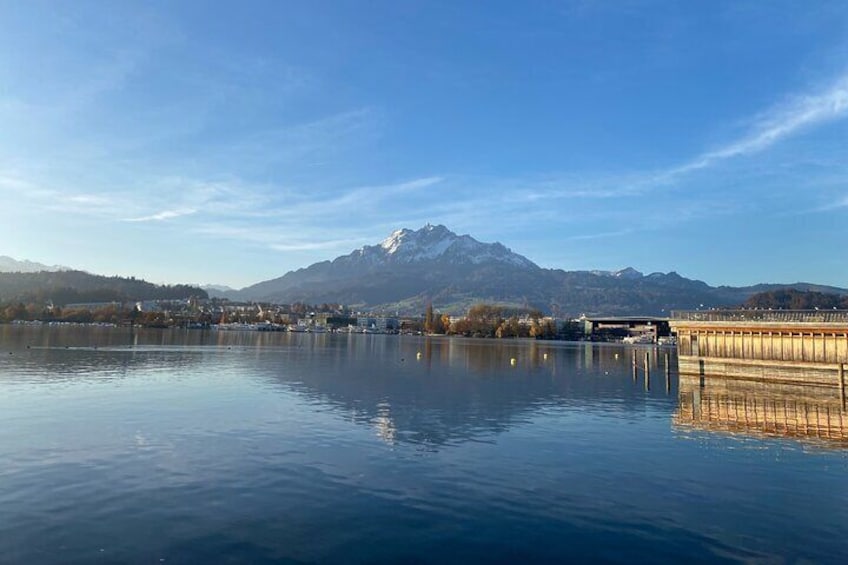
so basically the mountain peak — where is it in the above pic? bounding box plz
[614,267,643,279]
[371,225,536,268]
[380,228,414,254]
[590,267,644,279]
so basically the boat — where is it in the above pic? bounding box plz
[622,334,655,344]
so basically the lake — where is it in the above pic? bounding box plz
[1,325,846,563]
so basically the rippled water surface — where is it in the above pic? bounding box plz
[1,325,846,563]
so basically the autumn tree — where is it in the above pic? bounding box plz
[424,303,435,334]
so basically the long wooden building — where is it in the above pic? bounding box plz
[670,310,848,389]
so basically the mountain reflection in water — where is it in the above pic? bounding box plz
[2,326,847,564]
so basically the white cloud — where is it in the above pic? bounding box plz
[123,208,197,222]
[658,72,848,181]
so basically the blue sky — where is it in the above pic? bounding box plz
[1,1,847,289]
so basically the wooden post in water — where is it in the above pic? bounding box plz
[632,350,638,381]
[839,363,846,410]
[665,352,671,394]
[644,352,650,391]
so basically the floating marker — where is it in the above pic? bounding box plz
[510,357,517,366]
[416,351,422,360]
[543,353,548,360]
[614,353,619,359]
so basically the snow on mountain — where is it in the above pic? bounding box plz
[351,224,538,268]
[591,267,644,279]
[234,224,848,315]
[0,255,66,273]
[612,267,644,279]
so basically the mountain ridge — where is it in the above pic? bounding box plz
[6,226,844,315]
[233,225,847,315]
[0,270,208,305]
[0,255,68,273]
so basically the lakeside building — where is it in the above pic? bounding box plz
[579,315,671,342]
[357,316,400,332]
[670,310,848,390]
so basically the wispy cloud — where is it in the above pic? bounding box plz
[269,239,365,252]
[123,208,197,222]
[181,176,445,249]
[66,194,112,205]
[812,193,848,212]
[506,71,848,201]
[0,174,36,192]
[202,107,380,173]
[394,70,848,232]
[663,72,848,179]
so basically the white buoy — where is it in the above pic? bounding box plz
[510,357,517,366]
[416,351,422,360]
[543,353,548,360]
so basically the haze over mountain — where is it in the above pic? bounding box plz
[0,256,66,273]
[234,225,848,316]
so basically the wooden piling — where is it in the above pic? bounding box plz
[644,352,650,391]
[632,350,638,381]
[665,352,671,393]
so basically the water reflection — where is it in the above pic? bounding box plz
[0,326,677,450]
[0,325,213,383]
[254,336,676,449]
[675,375,848,446]
[3,326,847,563]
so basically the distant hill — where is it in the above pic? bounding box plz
[0,271,208,306]
[235,224,848,315]
[0,255,67,273]
[201,284,238,299]
[744,289,848,310]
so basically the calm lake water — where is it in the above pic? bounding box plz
[1,325,846,563]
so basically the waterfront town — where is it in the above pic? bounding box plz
[2,296,674,342]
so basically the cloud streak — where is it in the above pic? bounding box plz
[665,73,848,179]
[123,208,197,222]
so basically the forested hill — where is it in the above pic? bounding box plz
[0,271,208,305]
[744,289,848,310]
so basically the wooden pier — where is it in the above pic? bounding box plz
[670,310,848,392]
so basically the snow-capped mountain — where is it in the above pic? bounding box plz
[236,225,543,306]
[233,224,846,315]
[338,224,538,269]
[590,267,644,279]
[0,255,66,273]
